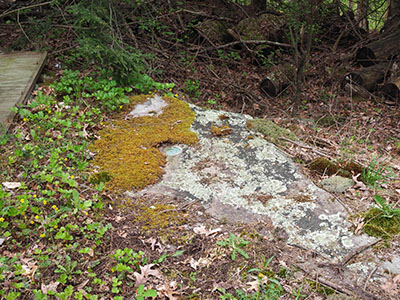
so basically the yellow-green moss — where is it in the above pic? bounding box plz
[363,208,400,239]
[246,119,297,146]
[133,201,187,231]
[89,95,198,191]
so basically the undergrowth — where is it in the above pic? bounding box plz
[0,70,166,299]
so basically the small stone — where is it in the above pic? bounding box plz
[382,256,400,274]
[321,175,354,193]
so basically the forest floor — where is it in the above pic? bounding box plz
[1,2,400,299]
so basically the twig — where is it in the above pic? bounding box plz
[176,8,233,22]
[0,1,53,18]
[294,263,379,300]
[17,9,33,45]
[189,39,293,53]
[278,136,334,160]
[340,238,382,266]
[364,265,378,290]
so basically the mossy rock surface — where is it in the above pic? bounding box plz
[89,94,198,191]
[196,19,229,43]
[237,13,285,41]
[309,157,363,178]
[316,115,347,127]
[363,208,400,239]
[246,118,297,146]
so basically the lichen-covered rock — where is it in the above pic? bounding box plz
[321,175,354,193]
[129,103,376,259]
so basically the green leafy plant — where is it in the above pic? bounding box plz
[136,284,157,300]
[373,195,400,218]
[217,233,249,260]
[55,255,82,284]
[361,154,393,187]
[183,79,202,99]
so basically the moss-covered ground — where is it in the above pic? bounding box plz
[89,95,197,191]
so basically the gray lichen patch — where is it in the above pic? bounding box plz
[128,94,168,118]
[128,104,376,259]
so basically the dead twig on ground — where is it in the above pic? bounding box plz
[278,137,335,160]
[340,238,382,266]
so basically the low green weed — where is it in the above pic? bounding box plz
[136,284,158,300]
[361,154,394,188]
[183,79,202,99]
[0,70,118,298]
[217,233,249,260]
[373,195,400,218]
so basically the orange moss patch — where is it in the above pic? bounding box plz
[89,95,198,191]
[210,123,232,137]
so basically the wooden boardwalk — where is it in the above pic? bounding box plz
[0,51,47,130]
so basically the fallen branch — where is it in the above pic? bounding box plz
[293,263,379,300]
[189,39,293,53]
[340,238,382,266]
[278,136,334,160]
[0,1,53,18]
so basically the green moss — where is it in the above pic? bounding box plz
[133,200,187,231]
[363,208,400,239]
[89,171,112,185]
[309,157,339,176]
[246,119,297,146]
[306,279,335,296]
[89,94,198,191]
[309,157,363,178]
[316,115,346,127]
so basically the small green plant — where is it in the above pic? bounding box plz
[361,154,393,187]
[373,195,400,218]
[136,284,157,300]
[55,255,82,284]
[183,79,202,99]
[217,233,249,260]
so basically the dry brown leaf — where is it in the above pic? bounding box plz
[133,264,162,287]
[41,281,59,294]
[381,277,400,296]
[193,225,222,236]
[157,281,181,300]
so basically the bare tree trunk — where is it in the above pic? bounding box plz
[357,0,369,31]
[384,0,400,31]
[289,0,317,116]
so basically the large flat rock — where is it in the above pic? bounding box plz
[128,104,376,260]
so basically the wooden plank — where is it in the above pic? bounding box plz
[0,51,47,131]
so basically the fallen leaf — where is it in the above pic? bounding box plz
[189,257,210,270]
[2,181,21,189]
[41,281,59,294]
[394,274,400,284]
[381,277,400,296]
[132,264,162,287]
[352,174,367,190]
[193,225,222,236]
[157,281,181,300]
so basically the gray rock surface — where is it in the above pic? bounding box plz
[382,256,400,274]
[127,104,377,260]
